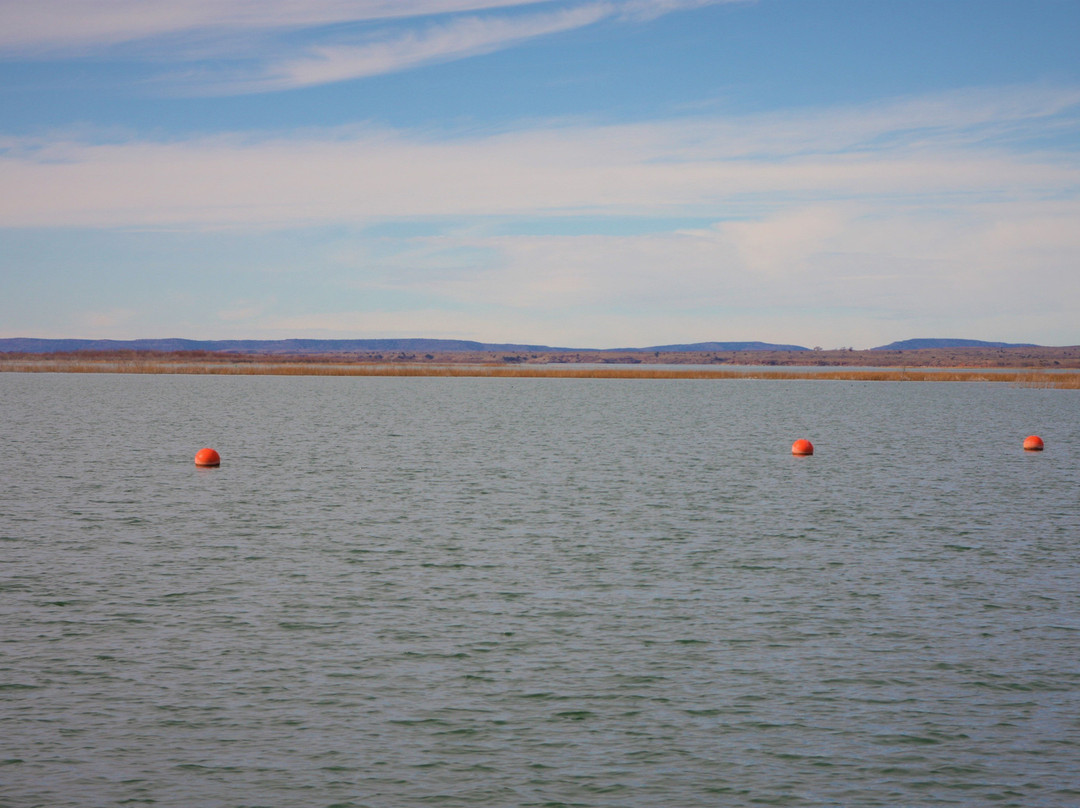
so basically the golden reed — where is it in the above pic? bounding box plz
[2,357,1078,387]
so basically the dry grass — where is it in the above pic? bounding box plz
[3,356,1080,387]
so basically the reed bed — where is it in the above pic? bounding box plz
[3,357,1080,387]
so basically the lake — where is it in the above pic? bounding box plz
[2,373,1079,807]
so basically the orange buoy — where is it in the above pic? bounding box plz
[194,447,221,467]
[1023,435,1044,451]
[791,438,814,456]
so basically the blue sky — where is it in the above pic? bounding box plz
[2,0,1078,349]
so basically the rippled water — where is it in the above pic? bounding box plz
[2,373,1079,808]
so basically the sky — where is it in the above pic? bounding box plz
[1,0,1078,349]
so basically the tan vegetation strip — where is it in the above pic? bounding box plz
[3,358,1079,387]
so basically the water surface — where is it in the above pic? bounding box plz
[2,374,1078,807]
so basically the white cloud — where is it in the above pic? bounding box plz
[357,197,1080,315]
[0,0,559,52]
[3,85,1078,347]
[0,0,743,92]
[721,208,848,279]
[243,3,614,92]
[0,0,749,94]
[1,86,1077,229]
[616,0,732,22]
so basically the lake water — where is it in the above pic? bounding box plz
[2,373,1079,808]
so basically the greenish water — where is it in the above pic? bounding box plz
[2,374,1079,807]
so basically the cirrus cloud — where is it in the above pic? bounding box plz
[0,0,747,93]
[0,0,562,52]
[1,85,1077,229]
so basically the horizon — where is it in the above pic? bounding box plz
[2,1,1079,348]
[0,335,1070,354]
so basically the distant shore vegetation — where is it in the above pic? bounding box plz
[2,348,1079,387]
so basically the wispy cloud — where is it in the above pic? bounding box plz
[2,86,1076,229]
[615,0,731,22]
[6,82,1077,346]
[0,1,558,52]
[358,198,1080,312]
[244,184,1080,347]
[232,3,615,93]
[0,0,744,92]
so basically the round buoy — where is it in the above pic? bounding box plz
[1023,435,1044,451]
[194,447,221,467]
[791,438,814,456]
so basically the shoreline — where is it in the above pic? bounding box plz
[3,345,1079,369]
[3,353,1079,387]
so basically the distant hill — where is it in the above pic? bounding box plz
[873,338,1040,351]
[0,337,568,354]
[639,341,809,352]
[0,337,810,354]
